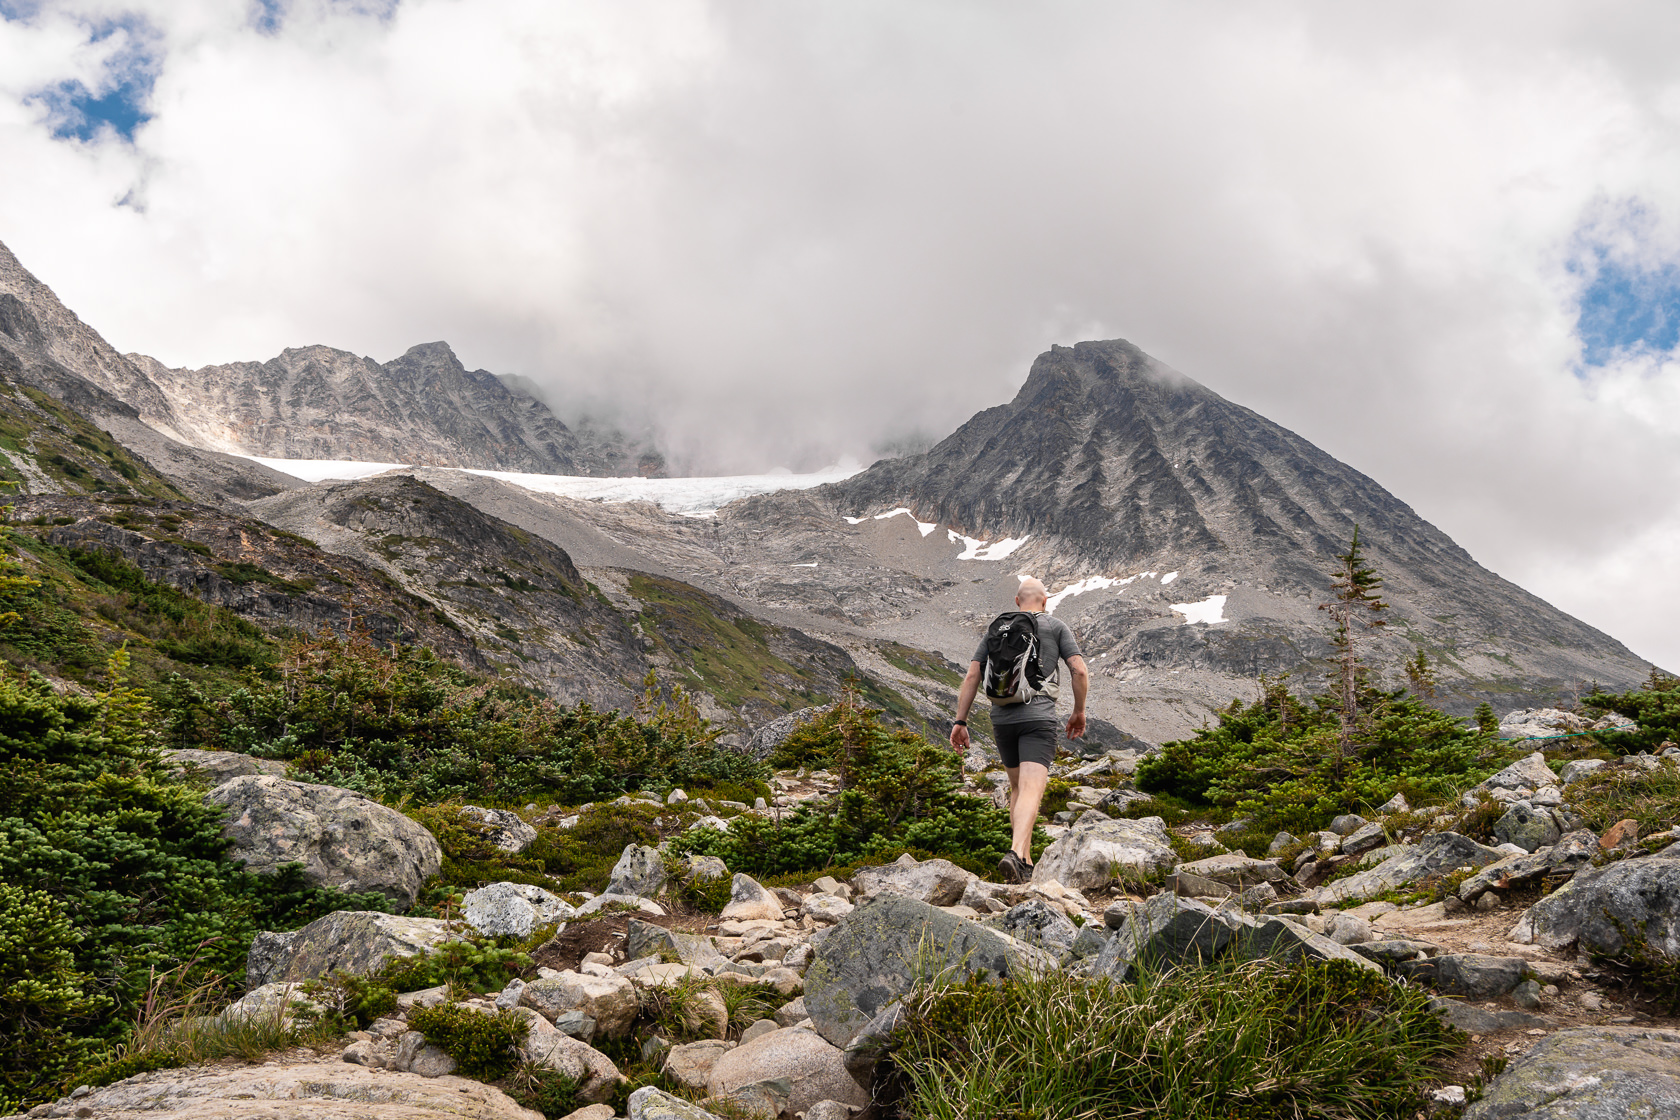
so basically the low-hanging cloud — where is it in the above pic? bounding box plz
[2,0,1679,670]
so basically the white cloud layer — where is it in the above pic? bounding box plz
[2,1,1679,670]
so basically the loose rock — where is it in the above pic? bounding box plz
[458,805,538,854]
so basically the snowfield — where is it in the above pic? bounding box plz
[243,457,861,517]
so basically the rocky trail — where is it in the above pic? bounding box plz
[19,725,1680,1120]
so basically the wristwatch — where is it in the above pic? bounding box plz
[953,719,967,726]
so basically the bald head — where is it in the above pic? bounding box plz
[1016,578,1047,610]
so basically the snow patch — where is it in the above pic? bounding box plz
[869,507,938,536]
[1161,571,1179,585]
[792,562,818,568]
[950,530,1030,561]
[1045,576,1121,614]
[1171,594,1228,625]
[242,457,861,517]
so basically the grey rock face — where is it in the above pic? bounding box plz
[803,896,1048,1048]
[1096,893,1248,980]
[607,844,669,897]
[209,776,442,907]
[521,971,640,1039]
[1430,998,1548,1034]
[1481,751,1558,794]
[1457,830,1596,903]
[163,748,288,783]
[744,706,831,760]
[997,899,1080,959]
[1511,858,1680,954]
[1464,1027,1680,1119]
[1339,821,1388,857]
[1493,803,1562,852]
[629,1086,728,1120]
[462,881,575,938]
[1176,852,1288,887]
[1398,954,1527,999]
[1032,813,1177,889]
[1317,832,1502,905]
[707,1027,869,1117]
[246,911,454,987]
[513,1006,624,1101]
[1560,758,1609,785]
[458,806,538,854]
[1329,814,1369,837]
[720,873,785,922]
[852,854,976,906]
[1233,919,1382,972]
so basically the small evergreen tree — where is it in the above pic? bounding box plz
[1474,702,1499,735]
[1318,526,1388,775]
[1405,650,1437,699]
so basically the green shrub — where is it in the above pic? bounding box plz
[409,1003,528,1080]
[1134,677,1508,835]
[1583,671,1680,754]
[887,958,1461,1119]
[0,886,111,1109]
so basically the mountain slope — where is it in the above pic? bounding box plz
[0,241,298,502]
[810,338,1651,712]
[128,342,623,475]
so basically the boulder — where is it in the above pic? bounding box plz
[1316,832,1503,905]
[745,705,831,760]
[45,1058,545,1118]
[246,911,454,987]
[685,854,729,882]
[1480,751,1558,793]
[1463,1027,1680,1119]
[513,1007,624,1101]
[664,1039,736,1091]
[463,882,575,938]
[1493,803,1562,852]
[852,854,976,906]
[1377,792,1410,814]
[1031,813,1177,890]
[1326,914,1374,945]
[1233,919,1382,972]
[1175,853,1288,888]
[1267,832,1299,857]
[209,776,442,906]
[1559,758,1609,785]
[707,1027,869,1117]
[218,981,323,1028]
[775,995,808,1027]
[458,805,538,854]
[803,896,1051,1048]
[1510,858,1680,955]
[997,899,1079,959]
[1430,997,1549,1034]
[1093,892,1248,980]
[1397,954,1526,998]
[1339,822,1388,857]
[1457,830,1596,903]
[1166,871,1232,899]
[163,748,287,783]
[520,971,640,1038]
[1328,814,1368,836]
[629,1086,727,1119]
[720,873,785,922]
[395,1030,459,1077]
[625,919,725,967]
[802,894,855,925]
[576,892,665,917]
[607,844,669,897]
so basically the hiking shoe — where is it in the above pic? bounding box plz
[998,851,1032,884]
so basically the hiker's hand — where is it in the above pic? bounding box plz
[950,722,970,753]
[1066,711,1087,740]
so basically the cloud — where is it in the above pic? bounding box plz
[1,1,1679,670]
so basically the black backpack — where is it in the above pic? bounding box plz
[981,612,1059,705]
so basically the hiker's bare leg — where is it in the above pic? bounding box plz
[1010,761,1049,862]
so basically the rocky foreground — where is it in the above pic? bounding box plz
[17,734,1680,1120]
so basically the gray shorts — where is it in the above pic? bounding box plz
[996,723,1058,769]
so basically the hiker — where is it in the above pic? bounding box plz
[950,576,1088,884]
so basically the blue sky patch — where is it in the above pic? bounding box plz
[1576,257,1680,366]
[25,13,159,142]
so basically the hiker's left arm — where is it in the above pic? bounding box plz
[1066,655,1088,740]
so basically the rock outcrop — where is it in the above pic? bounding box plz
[1465,1027,1680,1119]
[247,911,455,986]
[1510,857,1680,954]
[209,776,442,907]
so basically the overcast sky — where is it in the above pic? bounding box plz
[2,1,1678,671]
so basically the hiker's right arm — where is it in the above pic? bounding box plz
[951,661,982,751]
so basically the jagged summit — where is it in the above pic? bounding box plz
[128,340,622,475]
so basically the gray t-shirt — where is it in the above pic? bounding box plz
[973,612,1082,727]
